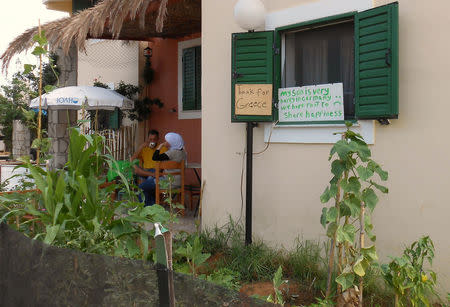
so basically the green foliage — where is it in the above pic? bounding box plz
[191,218,395,305]
[320,123,388,297]
[199,268,241,291]
[284,239,328,291]
[381,236,438,307]
[306,297,335,307]
[175,236,210,276]
[267,266,287,305]
[1,128,169,260]
[0,72,42,152]
[128,97,163,122]
[91,79,163,124]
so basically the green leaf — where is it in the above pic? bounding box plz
[23,64,35,74]
[31,46,47,56]
[342,177,361,193]
[331,159,346,177]
[320,186,331,203]
[337,224,356,244]
[329,183,338,198]
[111,221,135,237]
[362,188,378,211]
[273,266,283,288]
[126,238,140,258]
[364,215,376,242]
[44,85,57,93]
[141,230,149,260]
[32,31,48,46]
[353,256,368,277]
[326,207,338,223]
[368,161,388,181]
[53,202,63,225]
[331,140,352,159]
[344,194,361,218]
[275,289,284,305]
[320,207,328,228]
[44,225,60,245]
[361,245,378,262]
[351,140,371,162]
[326,222,338,238]
[336,272,355,291]
[370,181,388,193]
[194,252,210,267]
[356,165,374,181]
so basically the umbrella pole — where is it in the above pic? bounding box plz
[95,108,99,133]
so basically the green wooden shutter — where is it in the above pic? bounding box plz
[195,46,201,110]
[231,31,274,122]
[108,109,119,130]
[182,47,197,111]
[355,2,399,119]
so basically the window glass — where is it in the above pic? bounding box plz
[283,22,355,119]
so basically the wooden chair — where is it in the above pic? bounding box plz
[184,184,201,211]
[155,160,185,215]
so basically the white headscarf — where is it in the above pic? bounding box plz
[165,132,184,150]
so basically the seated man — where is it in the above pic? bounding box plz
[132,132,186,207]
[130,129,167,206]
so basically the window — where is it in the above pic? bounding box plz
[231,2,399,124]
[178,38,201,119]
[283,21,355,119]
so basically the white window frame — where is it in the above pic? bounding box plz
[178,38,201,120]
[264,0,375,144]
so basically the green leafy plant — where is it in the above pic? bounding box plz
[267,266,287,305]
[25,29,59,163]
[128,97,163,122]
[320,122,388,302]
[175,236,210,277]
[381,236,438,307]
[1,128,170,260]
[159,174,184,225]
[199,268,241,291]
[305,297,335,307]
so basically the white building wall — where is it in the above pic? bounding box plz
[202,0,450,293]
[78,39,139,88]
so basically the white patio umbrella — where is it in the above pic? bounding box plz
[29,86,134,110]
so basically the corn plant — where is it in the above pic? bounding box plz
[320,122,388,304]
[0,128,171,260]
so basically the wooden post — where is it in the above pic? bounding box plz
[359,203,366,307]
[36,20,43,165]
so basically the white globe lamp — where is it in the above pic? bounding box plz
[234,0,266,31]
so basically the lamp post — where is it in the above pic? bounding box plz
[143,46,153,58]
[234,0,266,246]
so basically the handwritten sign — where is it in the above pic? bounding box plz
[278,83,344,123]
[235,84,272,116]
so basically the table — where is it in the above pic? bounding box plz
[186,162,201,184]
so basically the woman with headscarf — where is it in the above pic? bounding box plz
[133,132,186,206]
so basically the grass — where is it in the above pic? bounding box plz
[192,217,396,306]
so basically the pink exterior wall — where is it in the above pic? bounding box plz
[139,35,201,185]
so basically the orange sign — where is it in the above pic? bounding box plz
[235,84,272,116]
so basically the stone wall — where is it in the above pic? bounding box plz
[48,110,77,169]
[48,43,78,169]
[0,223,270,306]
[12,120,30,160]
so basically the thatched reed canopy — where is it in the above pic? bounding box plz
[1,0,201,72]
